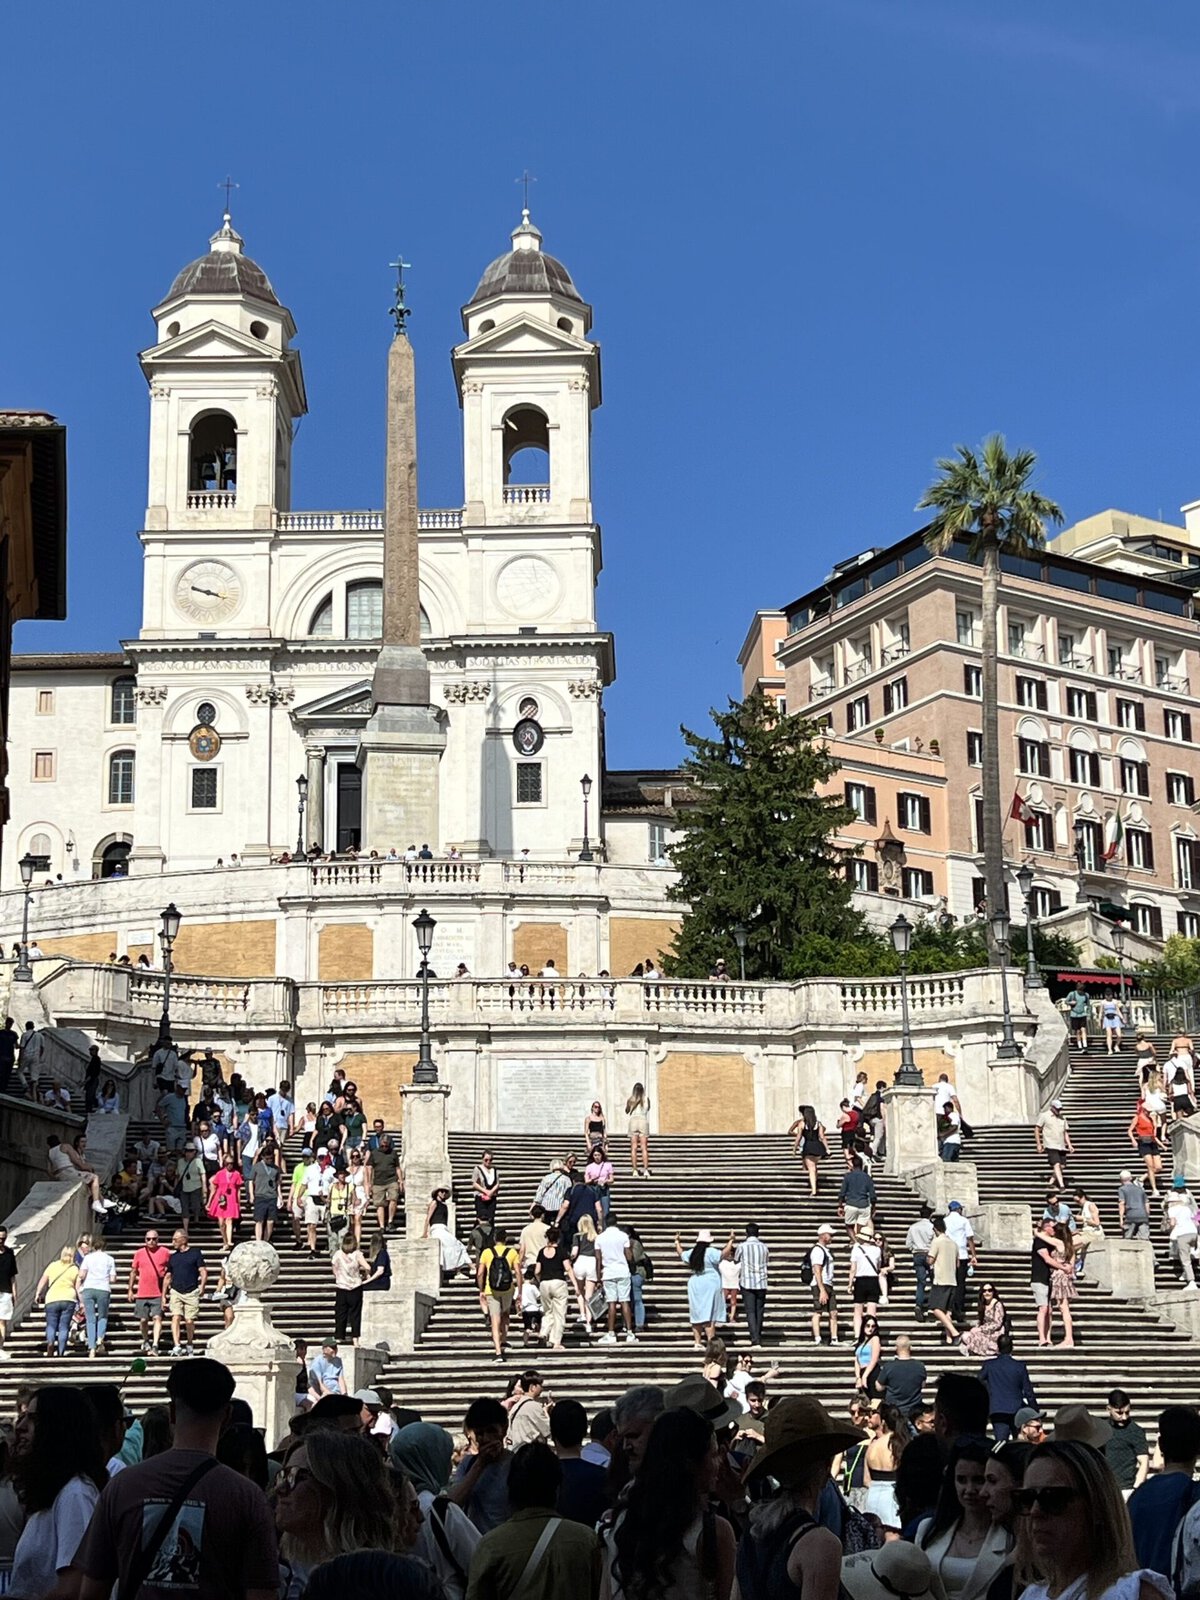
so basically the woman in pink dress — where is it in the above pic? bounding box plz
[960,1280,1008,1357]
[206,1154,243,1252]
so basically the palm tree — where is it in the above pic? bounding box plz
[918,434,1062,964]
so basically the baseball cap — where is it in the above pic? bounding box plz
[948,1201,963,1212]
[1014,1407,1043,1430]
[1051,1098,1064,1109]
[817,1223,835,1236]
[353,1388,382,1407]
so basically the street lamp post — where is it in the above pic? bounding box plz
[890,912,923,1085]
[578,775,594,863]
[157,903,182,1047]
[413,907,438,1084]
[990,906,1022,1059]
[14,854,36,982]
[296,773,308,857]
[731,923,747,982]
[1111,920,1128,1010]
[1014,861,1043,988]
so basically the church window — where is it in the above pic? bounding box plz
[110,676,137,725]
[502,405,550,486]
[557,318,573,333]
[518,696,540,720]
[515,762,544,805]
[479,319,495,332]
[166,321,181,338]
[250,320,269,340]
[30,832,51,859]
[191,768,219,810]
[309,597,334,637]
[108,751,135,806]
[347,581,383,639]
[188,412,237,494]
[33,752,55,782]
[197,702,217,726]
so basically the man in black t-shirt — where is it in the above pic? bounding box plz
[163,1229,207,1357]
[1105,1388,1150,1491]
[1030,1220,1057,1348]
[0,1226,17,1354]
[877,1334,927,1416]
[0,1016,19,1097]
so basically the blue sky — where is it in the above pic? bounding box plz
[6,1,1200,768]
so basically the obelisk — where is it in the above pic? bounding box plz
[357,261,445,849]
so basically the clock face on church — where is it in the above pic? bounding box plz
[173,560,243,624]
[495,555,559,620]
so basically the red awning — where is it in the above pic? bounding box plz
[1054,970,1125,987]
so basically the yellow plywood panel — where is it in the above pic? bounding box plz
[658,1052,755,1134]
[171,920,277,978]
[609,916,681,978]
[36,932,118,964]
[335,1051,418,1127]
[318,924,374,983]
[512,922,569,974]
[858,1047,953,1087]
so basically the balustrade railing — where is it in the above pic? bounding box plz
[275,508,463,531]
[311,976,768,1025]
[303,859,482,889]
[839,974,966,1016]
[501,485,551,505]
[186,490,236,511]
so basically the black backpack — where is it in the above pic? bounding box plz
[487,1248,515,1293]
[800,1246,829,1287]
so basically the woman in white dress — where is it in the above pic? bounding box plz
[1015,1440,1171,1600]
[346,1150,369,1244]
[423,1186,471,1276]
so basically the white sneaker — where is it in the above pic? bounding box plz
[598,1332,617,1345]
[625,1332,638,1343]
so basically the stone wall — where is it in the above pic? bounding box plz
[0,1096,85,1218]
[318,923,374,982]
[657,1051,755,1133]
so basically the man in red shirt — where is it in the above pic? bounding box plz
[76,1358,279,1600]
[127,1228,171,1354]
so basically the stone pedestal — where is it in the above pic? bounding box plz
[1146,1287,1200,1341]
[9,977,47,1030]
[357,699,445,852]
[908,1161,979,1216]
[1171,1118,1200,1186]
[360,1238,442,1355]
[882,1085,938,1177]
[401,1082,452,1226]
[203,1242,297,1449]
[1088,1238,1156,1301]
[976,1202,1033,1250]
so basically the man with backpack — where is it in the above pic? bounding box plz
[807,1223,841,1345]
[478,1226,521,1363]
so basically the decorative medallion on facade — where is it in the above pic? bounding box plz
[189,725,221,761]
[512,718,544,756]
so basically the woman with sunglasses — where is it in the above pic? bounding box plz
[977,1440,1031,1600]
[918,1439,1012,1600]
[960,1281,1008,1358]
[853,1314,882,1397]
[346,1149,369,1244]
[1015,1440,1171,1600]
[274,1430,400,1599]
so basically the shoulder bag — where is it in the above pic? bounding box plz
[117,1457,219,1600]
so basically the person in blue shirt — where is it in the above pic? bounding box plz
[308,1339,347,1402]
[978,1335,1039,1441]
[1127,1404,1200,1577]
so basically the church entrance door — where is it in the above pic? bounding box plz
[336,762,362,852]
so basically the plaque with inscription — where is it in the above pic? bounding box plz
[496,1057,597,1132]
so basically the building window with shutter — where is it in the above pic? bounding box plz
[849,859,879,892]
[32,751,55,782]
[648,823,669,864]
[1068,748,1100,787]
[1130,903,1164,938]
[1166,709,1193,743]
[190,768,219,810]
[967,730,983,766]
[1025,811,1055,852]
[1016,676,1048,711]
[36,690,54,715]
[1018,738,1050,778]
[973,796,985,852]
[1116,699,1145,732]
[964,664,982,697]
[845,783,877,825]
[1075,818,1104,872]
[1176,837,1200,891]
[515,763,544,805]
[1179,910,1200,938]
[883,677,908,714]
[1066,686,1098,721]
[1168,772,1196,807]
[898,792,931,833]
[847,695,870,732]
[1125,828,1154,871]
[1033,886,1063,918]
[1120,759,1150,797]
[902,867,935,898]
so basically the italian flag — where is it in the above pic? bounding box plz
[1103,809,1124,862]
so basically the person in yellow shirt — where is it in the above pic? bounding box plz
[35,1246,81,1356]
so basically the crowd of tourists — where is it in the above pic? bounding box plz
[4,1354,1200,1600]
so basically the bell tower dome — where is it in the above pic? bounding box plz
[140,212,307,534]
[453,209,600,526]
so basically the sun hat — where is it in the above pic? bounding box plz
[842,1543,947,1600]
[1013,1407,1043,1430]
[663,1375,744,1433]
[696,1228,714,1244]
[1052,1403,1112,1449]
[743,1396,866,1483]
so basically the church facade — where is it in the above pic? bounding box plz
[7,209,656,888]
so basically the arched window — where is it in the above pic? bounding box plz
[189,411,237,493]
[110,675,136,725]
[309,596,334,637]
[347,581,383,639]
[502,405,550,486]
[30,832,51,859]
[420,605,431,638]
[98,839,131,879]
[108,750,135,806]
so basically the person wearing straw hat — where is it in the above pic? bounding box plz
[737,1397,866,1597]
[842,1541,947,1600]
[1052,1403,1112,1451]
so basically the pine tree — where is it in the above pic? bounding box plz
[666,692,862,979]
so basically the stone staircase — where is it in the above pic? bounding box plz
[2,1057,1196,1430]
